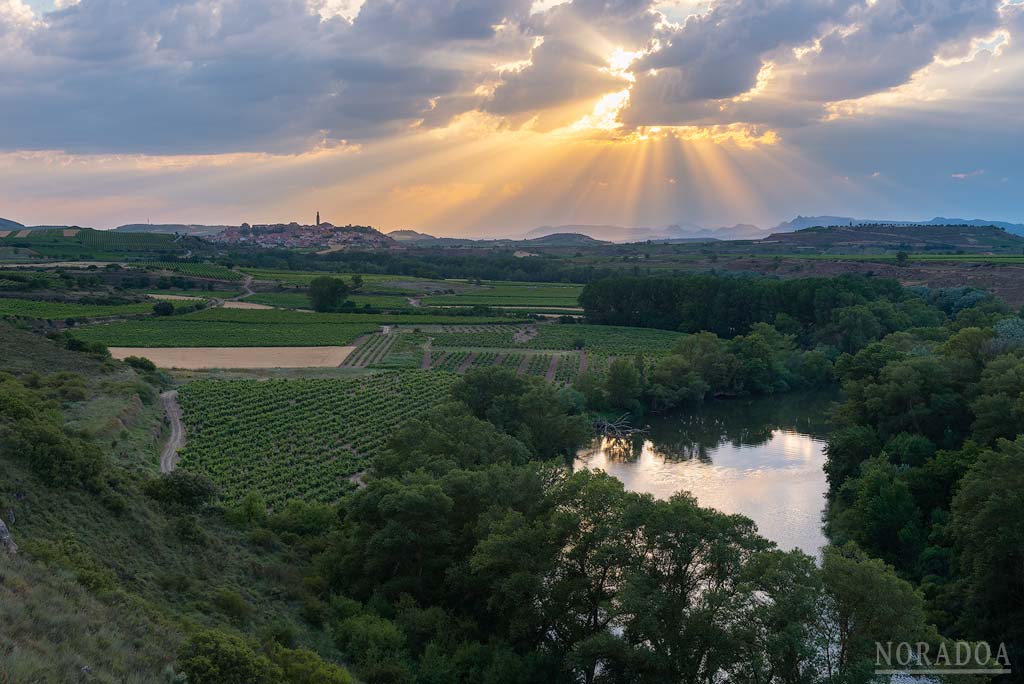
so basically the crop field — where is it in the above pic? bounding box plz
[342,333,397,368]
[0,228,184,260]
[0,297,158,319]
[142,262,244,281]
[177,371,458,505]
[0,228,175,250]
[422,282,583,308]
[428,323,684,356]
[241,268,432,291]
[246,291,414,310]
[179,307,518,325]
[72,319,378,347]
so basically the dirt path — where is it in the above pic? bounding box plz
[513,326,538,343]
[578,349,588,375]
[234,274,255,300]
[407,297,422,308]
[516,355,530,375]
[421,340,433,369]
[545,356,559,382]
[160,390,186,473]
[457,352,477,374]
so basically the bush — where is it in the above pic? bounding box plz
[153,301,175,316]
[143,471,217,510]
[124,355,157,372]
[177,630,275,684]
[213,588,253,624]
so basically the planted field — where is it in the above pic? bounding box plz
[343,333,397,368]
[241,268,431,291]
[143,262,243,281]
[0,297,158,319]
[524,325,683,356]
[428,323,684,356]
[555,352,582,384]
[72,319,377,347]
[0,228,184,260]
[177,371,458,505]
[423,282,583,308]
[245,291,415,310]
[526,353,552,377]
[180,307,517,326]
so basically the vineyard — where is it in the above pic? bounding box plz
[142,262,243,281]
[422,282,583,308]
[0,228,185,260]
[241,269,435,292]
[246,291,413,310]
[176,371,458,506]
[0,297,158,320]
[180,307,518,326]
[71,319,378,347]
[427,324,685,356]
[342,333,397,367]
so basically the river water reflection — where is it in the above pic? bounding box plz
[574,392,837,554]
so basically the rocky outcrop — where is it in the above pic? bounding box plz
[0,516,16,555]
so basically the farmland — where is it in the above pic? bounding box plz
[141,262,243,281]
[423,282,582,308]
[177,307,519,325]
[0,227,187,261]
[0,297,159,319]
[246,291,414,310]
[109,346,355,369]
[72,319,378,347]
[427,323,684,356]
[176,371,458,505]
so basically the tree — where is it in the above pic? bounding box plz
[818,544,935,679]
[153,300,175,316]
[604,358,643,412]
[950,438,1024,664]
[308,276,349,312]
[350,274,364,291]
[177,630,277,684]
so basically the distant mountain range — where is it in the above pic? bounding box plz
[520,216,1024,243]
[5,214,1024,244]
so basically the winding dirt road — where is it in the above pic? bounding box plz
[160,390,186,473]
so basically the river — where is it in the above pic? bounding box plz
[574,391,837,555]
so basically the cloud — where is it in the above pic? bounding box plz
[952,169,985,179]
[0,0,533,153]
[0,0,1022,218]
[623,0,1007,130]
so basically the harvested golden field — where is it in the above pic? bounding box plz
[109,346,354,369]
[220,301,275,310]
[147,294,205,301]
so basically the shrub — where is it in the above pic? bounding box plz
[153,301,175,316]
[177,630,276,684]
[212,588,253,624]
[124,355,157,372]
[143,471,217,510]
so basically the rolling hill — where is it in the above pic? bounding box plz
[760,223,1024,252]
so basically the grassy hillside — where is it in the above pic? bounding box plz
[0,324,355,682]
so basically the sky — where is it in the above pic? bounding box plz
[1,0,1022,236]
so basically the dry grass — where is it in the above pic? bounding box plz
[110,346,355,369]
[220,301,274,310]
